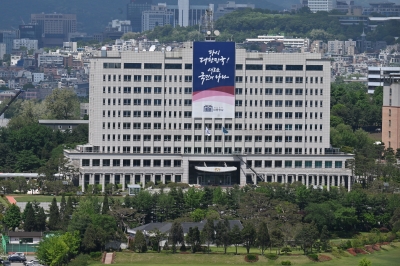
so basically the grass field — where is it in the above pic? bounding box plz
[89,243,400,266]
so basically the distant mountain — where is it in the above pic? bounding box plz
[1,0,400,34]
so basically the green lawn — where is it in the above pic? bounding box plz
[90,243,400,266]
[10,194,123,203]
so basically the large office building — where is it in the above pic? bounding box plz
[0,31,17,54]
[305,0,337,12]
[142,4,174,32]
[368,67,400,94]
[64,41,353,192]
[382,73,400,150]
[127,0,153,32]
[31,13,77,47]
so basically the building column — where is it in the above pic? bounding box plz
[316,175,320,187]
[294,174,298,183]
[90,173,94,186]
[161,174,165,185]
[347,175,351,192]
[80,173,85,192]
[327,175,331,191]
[101,174,105,193]
[110,173,115,185]
[311,175,315,187]
[140,174,145,188]
[122,174,126,191]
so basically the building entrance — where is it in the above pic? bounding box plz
[188,160,241,185]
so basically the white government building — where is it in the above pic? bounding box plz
[64,42,354,192]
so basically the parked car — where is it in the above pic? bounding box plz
[3,261,11,266]
[8,255,26,262]
[24,260,40,266]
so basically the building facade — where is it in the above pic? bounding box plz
[127,0,153,33]
[142,4,174,32]
[382,73,400,150]
[13,39,38,50]
[64,42,353,192]
[368,67,400,94]
[0,31,17,54]
[307,0,336,12]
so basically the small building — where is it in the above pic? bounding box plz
[8,231,43,244]
[39,119,88,131]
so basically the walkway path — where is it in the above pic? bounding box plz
[6,196,17,204]
[104,253,113,264]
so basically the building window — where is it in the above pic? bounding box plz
[285,160,292,168]
[315,161,322,168]
[295,161,302,168]
[305,161,312,168]
[335,161,342,168]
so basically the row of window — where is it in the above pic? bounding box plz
[103,63,323,72]
[248,160,342,168]
[103,98,192,106]
[103,134,323,143]
[235,100,323,108]
[102,87,323,96]
[82,158,181,167]
[102,74,323,84]
[101,146,325,155]
[100,121,323,131]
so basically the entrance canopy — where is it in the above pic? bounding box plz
[195,162,237,173]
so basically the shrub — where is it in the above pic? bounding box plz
[68,254,90,266]
[265,253,279,260]
[281,247,292,255]
[379,227,389,233]
[308,253,318,261]
[244,254,258,263]
[89,251,102,259]
[281,261,292,265]
[358,258,372,266]
[180,243,187,252]
[318,255,332,262]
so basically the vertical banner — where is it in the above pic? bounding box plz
[192,42,235,118]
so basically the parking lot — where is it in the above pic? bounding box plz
[6,255,36,266]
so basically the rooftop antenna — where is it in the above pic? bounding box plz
[201,9,219,42]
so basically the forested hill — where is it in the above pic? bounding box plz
[145,9,400,44]
[1,0,400,34]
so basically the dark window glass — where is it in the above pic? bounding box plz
[185,64,192,69]
[165,63,182,69]
[144,63,162,69]
[236,64,243,70]
[306,65,323,71]
[245,64,263,70]
[124,63,141,69]
[265,64,283,70]
[286,65,303,71]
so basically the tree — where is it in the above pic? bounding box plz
[102,194,109,214]
[60,195,66,222]
[35,207,47,231]
[3,204,21,231]
[242,222,256,254]
[23,202,36,232]
[36,235,69,266]
[320,225,330,251]
[215,220,230,254]
[257,221,270,255]
[48,197,60,230]
[82,224,106,252]
[44,88,79,119]
[149,229,166,253]
[131,230,147,253]
[230,224,242,255]
[270,229,284,253]
[186,227,201,253]
[201,219,215,253]
[169,222,184,253]
[295,223,319,254]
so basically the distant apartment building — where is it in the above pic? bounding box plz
[307,0,336,12]
[110,20,132,33]
[37,53,65,67]
[32,73,45,83]
[328,39,356,55]
[368,67,400,94]
[363,2,400,16]
[31,13,77,47]
[142,4,174,32]
[382,73,400,150]
[0,31,17,54]
[0,43,6,60]
[13,39,38,50]
[127,0,153,32]
[214,1,255,20]
[246,35,310,49]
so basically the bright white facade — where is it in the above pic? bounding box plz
[64,42,353,192]
[13,39,38,50]
[307,0,336,12]
[37,53,64,66]
[246,35,310,49]
[10,55,21,66]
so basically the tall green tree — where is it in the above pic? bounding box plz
[169,221,184,253]
[241,222,256,254]
[320,225,330,251]
[35,207,47,231]
[295,223,319,254]
[48,197,60,230]
[230,224,242,255]
[215,219,230,254]
[102,194,109,214]
[201,219,215,253]
[186,227,201,253]
[23,202,36,232]
[3,204,21,231]
[257,221,270,255]
[60,195,66,221]
[44,88,80,119]
[131,230,147,253]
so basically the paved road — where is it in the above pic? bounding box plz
[16,202,60,211]
[7,255,36,266]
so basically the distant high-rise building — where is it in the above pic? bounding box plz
[142,4,174,32]
[0,31,17,54]
[110,20,133,33]
[127,0,153,33]
[31,13,77,47]
[214,1,255,21]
